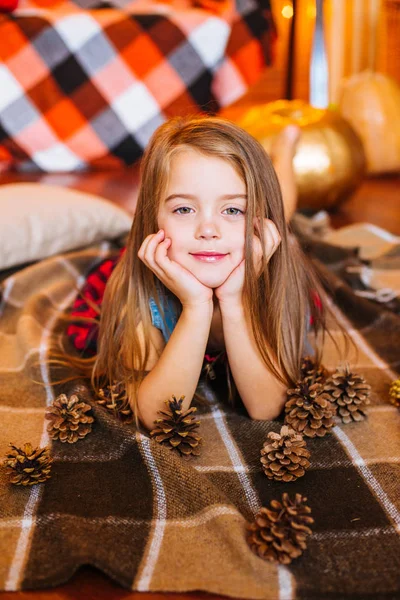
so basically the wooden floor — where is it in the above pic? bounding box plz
[321,172,400,235]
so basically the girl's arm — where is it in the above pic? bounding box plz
[219,302,287,420]
[137,301,213,431]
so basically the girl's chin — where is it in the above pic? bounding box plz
[172,255,238,286]
[196,278,227,289]
[188,269,231,289]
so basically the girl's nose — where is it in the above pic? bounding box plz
[195,221,221,239]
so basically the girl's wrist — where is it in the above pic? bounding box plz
[181,299,214,317]
[219,299,244,319]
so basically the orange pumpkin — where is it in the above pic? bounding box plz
[237,100,366,211]
[338,70,400,174]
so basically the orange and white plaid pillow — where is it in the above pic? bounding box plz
[17,0,232,14]
[0,0,275,171]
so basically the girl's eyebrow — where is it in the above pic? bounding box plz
[164,193,247,203]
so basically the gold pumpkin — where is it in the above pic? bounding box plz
[238,100,366,211]
[338,70,400,174]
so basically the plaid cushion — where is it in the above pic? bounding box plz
[0,0,276,171]
[18,0,232,15]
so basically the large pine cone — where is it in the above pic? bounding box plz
[3,443,53,486]
[284,380,337,438]
[246,493,314,564]
[45,393,94,443]
[97,381,134,424]
[150,395,202,458]
[389,378,400,408]
[260,425,310,482]
[323,364,371,424]
[300,355,330,385]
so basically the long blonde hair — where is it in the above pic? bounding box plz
[51,115,358,428]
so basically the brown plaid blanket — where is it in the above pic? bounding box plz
[0,230,399,598]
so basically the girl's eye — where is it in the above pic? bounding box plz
[224,207,244,216]
[173,207,192,215]
[173,207,244,216]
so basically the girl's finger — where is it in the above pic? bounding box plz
[154,237,172,269]
[264,219,281,250]
[253,216,262,235]
[142,231,166,269]
[253,221,275,267]
[250,230,262,264]
[269,220,281,244]
[147,236,171,278]
[255,220,271,254]
[139,231,169,279]
[138,230,162,259]
[143,229,164,259]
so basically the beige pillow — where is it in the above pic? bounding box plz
[0,183,133,270]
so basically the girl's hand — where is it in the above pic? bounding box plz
[214,218,281,306]
[138,229,214,308]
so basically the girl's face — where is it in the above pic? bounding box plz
[157,148,247,289]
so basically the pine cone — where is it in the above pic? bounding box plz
[323,363,371,424]
[97,381,134,424]
[260,425,310,482]
[45,393,94,443]
[3,443,53,486]
[300,355,330,385]
[150,395,202,458]
[389,378,400,409]
[246,493,314,564]
[284,380,337,438]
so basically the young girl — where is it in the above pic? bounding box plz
[64,115,354,431]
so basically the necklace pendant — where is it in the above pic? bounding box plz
[204,362,217,380]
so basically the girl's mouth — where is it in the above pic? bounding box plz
[190,254,228,263]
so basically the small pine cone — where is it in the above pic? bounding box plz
[45,393,94,443]
[246,493,314,564]
[389,378,400,409]
[300,355,330,385]
[285,380,337,438]
[150,395,202,459]
[97,381,134,424]
[260,425,310,482]
[3,443,53,486]
[323,363,371,424]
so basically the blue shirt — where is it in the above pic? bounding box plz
[149,284,181,343]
